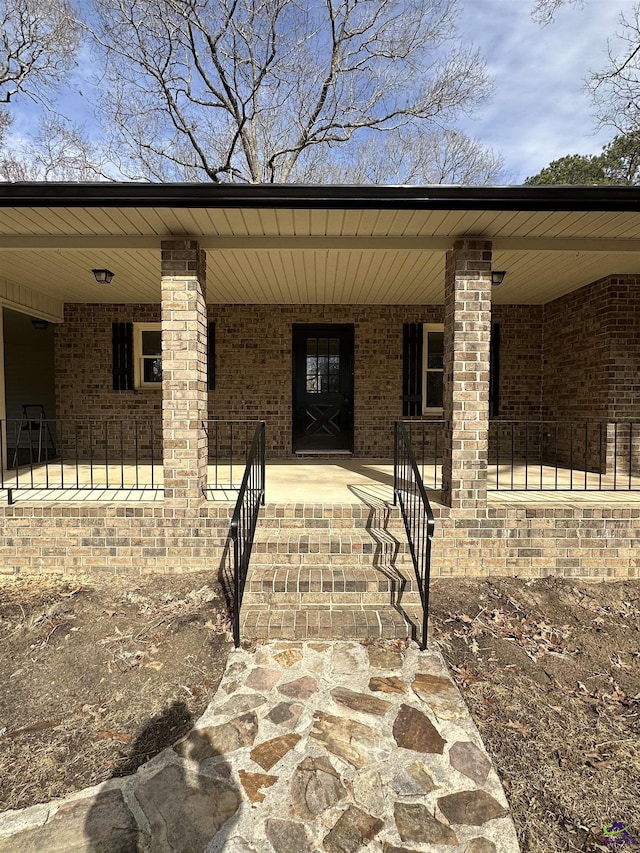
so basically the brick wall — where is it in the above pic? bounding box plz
[0,503,233,577]
[543,275,640,474]
[57,304,446,460]
[0,501,637,579]
[55,304,163,460]
[432,505,640,578]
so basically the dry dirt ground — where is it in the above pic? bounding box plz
[0,574,638,853]
[430,577,640,853]
[0,571,231,813]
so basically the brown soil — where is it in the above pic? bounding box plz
[1,573,638,853]
[430,577,640,853]
[0,572,231,813]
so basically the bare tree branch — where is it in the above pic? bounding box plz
[296,127,506,185]
[531,0,583,26]
[0,114,111,179]
[88,0,492,182]
[0,0,80,104]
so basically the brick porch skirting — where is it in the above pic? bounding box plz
[0,503,637,579]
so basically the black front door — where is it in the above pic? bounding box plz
[292,324,354,452]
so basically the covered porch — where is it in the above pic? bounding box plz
[1,184,640,582]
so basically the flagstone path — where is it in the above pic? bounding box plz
[0,641,520,852]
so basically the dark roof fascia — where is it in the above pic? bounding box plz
[1,182,640,212]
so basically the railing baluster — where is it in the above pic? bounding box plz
[599,421,603,491]
[120,420,125,489]
[105,421,109,489]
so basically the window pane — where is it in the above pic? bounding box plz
[427,331,444,370]
[143,357,162,383]
[426,371,443,409]
[142,330,161,356]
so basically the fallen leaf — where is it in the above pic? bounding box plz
[97,731,132,743]
[505,719,530,737]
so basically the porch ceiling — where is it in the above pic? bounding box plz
[1,199,640,306]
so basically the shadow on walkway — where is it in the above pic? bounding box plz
[83,700,242,852]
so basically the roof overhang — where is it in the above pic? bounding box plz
[0,182,639,309]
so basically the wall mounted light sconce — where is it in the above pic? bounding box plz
[92,268,115,284]
[491,270,507,286]
[32,319,50,330]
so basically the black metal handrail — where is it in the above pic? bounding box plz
[489,420,640,491]
[394,420,435,650]
[230,421,266,647]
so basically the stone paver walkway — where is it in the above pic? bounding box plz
[0,641,520,852]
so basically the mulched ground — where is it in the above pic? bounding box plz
[430,577,640,853]
[0,571,231,812]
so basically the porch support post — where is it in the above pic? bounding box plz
[441,239,492,511]
[161,240,208,507]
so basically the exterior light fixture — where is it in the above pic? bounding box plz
[32,319,49,330]
[92,268,115,284]
[491,270,507,286]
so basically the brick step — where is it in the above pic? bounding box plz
[252,530,410,560]
[246,564,420,595]
[241,604,423,642]
[243,590,423,609]
[257,503,405,531]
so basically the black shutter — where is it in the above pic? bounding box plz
[112,322,133,390]
[207,321,215,390]
[402,323,423,416]
[489,322,500,417]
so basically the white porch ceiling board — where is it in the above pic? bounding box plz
[0,248,160,303]
[401,252,445,303]
[491,249,640,304]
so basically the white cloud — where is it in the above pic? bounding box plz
[457,0,637,181]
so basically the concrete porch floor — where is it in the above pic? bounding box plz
[1,458,640,504]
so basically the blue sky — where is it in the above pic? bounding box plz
[6,0,638,183]
[457,0,637,181]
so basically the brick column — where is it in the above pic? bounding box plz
[441,239,492,511]
[161,240,208,507]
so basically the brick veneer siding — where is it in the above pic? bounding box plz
[543,275,640,474]
[441,240,492,510]
[55,303,163,460]
[0,502,637,579]
[0,504,233,576]
[490,305,544,464]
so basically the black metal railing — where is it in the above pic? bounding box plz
[398,419,446,489]
[0,418,162,502]
[230,421,266,647]
[394,420,435,650]
[203,419,265,492]
[489,420,640,491]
